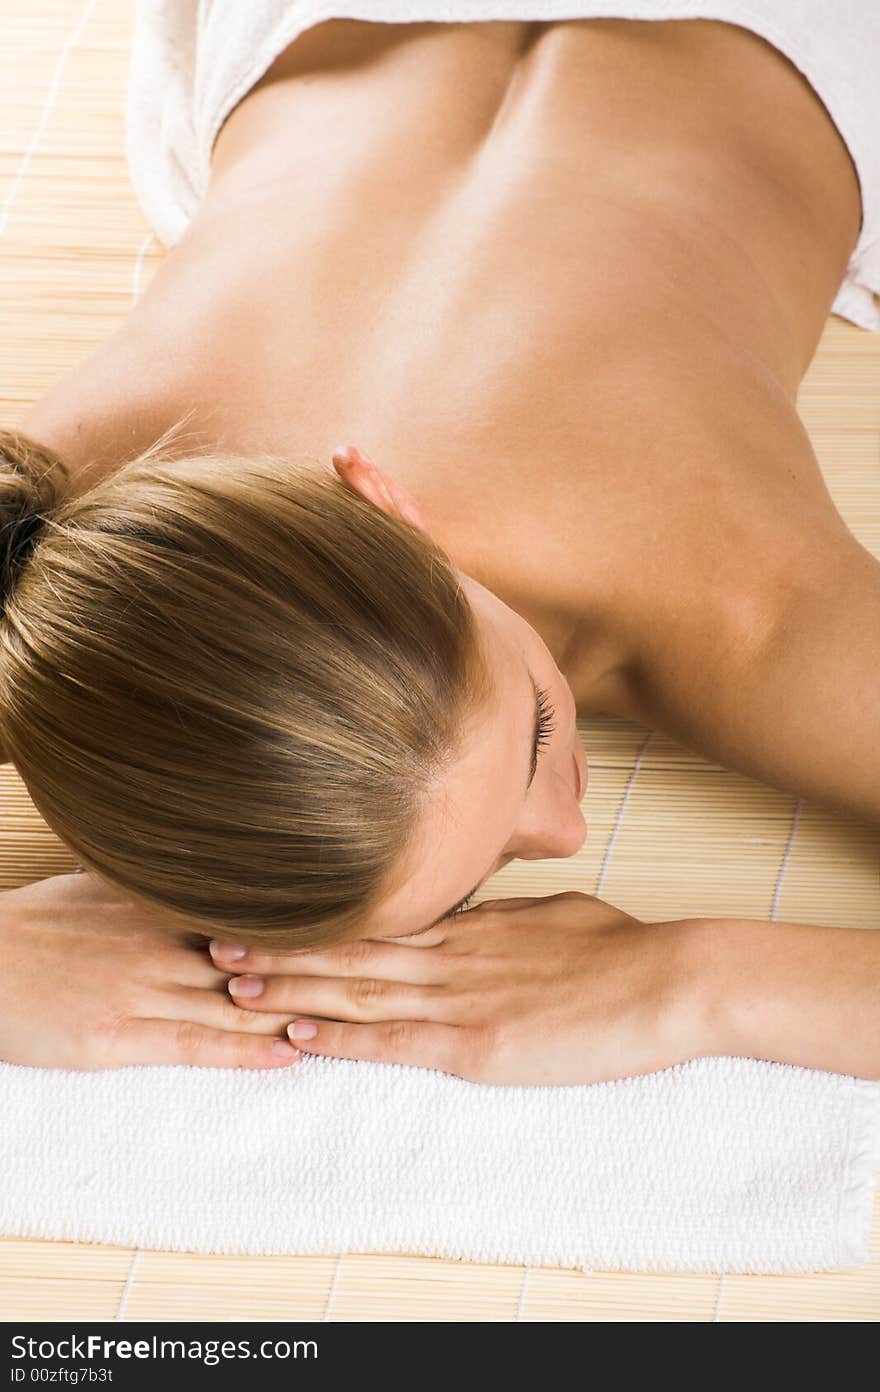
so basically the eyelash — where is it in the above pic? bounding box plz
[535,685,557,753]
[445,891,476,921]
[443,687,557,923]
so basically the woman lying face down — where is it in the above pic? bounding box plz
[2,429,877,1085]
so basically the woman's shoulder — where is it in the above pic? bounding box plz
[20,323,192,500]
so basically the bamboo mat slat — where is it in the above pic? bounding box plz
[1,0,878,1322]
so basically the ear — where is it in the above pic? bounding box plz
[331,444,429,533]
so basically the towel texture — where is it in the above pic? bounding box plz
[2,1054,877,1273]
[126,0,880,330]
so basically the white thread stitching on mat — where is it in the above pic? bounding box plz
[594,729,655,899]
[322,1254,343,1321]
[115,1248,141,1321]
[515,1265,530,1320]
[770,798,803,922]
[0,0,98,238]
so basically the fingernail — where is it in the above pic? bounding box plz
[333,443,359,463]
[290,1021,318,1040]
[211,941,246,961]
[229,975,264,998]
[346,445,375,470]
[272,1039,300,1060]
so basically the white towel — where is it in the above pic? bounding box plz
[126,0,880,330]
[1,1054,877,1273]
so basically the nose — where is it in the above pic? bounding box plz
[504,742,589,863]
[522,799,587,860]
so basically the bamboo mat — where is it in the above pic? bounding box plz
[0,0,878,1322]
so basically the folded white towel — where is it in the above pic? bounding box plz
[2,1054,877,1273]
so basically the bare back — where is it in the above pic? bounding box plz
[25,18,865,724]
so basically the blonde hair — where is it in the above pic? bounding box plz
[0,422,494,950]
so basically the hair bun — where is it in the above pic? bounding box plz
[0,428,69,620]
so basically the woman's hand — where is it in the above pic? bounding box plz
[0,872,302,1070]
[212,892,717,1085]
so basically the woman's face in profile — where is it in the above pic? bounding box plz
[369,575,589,942]
[332,446,588,943]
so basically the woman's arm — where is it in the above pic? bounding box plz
[689,915,880,1080]
[644,535,880,827]
[611,353,880,828]
[0,872,302,1069]
[216,894,880,1082]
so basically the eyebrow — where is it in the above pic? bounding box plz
[389,663,542,937]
